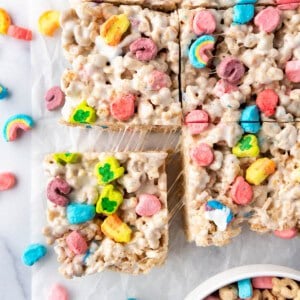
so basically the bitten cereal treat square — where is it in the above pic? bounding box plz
[60,2,181,129]
[43,152,168,278]
[78,0,181,11]
[182,120,300,246]
[180,5,300,126]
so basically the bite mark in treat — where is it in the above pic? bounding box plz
[47,178,71,207]
[189,35,215,69]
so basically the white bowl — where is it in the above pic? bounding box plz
[185,264,300,300]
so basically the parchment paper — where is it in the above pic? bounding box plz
[30,1,300,299]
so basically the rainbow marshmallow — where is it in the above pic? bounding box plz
[2,114,34,142]
[189,35,215,69]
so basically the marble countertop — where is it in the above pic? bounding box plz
[0,1,31,299]
[1,1,300,300]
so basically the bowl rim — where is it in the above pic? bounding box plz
[184,264,300,300]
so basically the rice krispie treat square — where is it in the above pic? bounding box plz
[43,151,168,278]
[248,121,300,233]
[60,2,181,129]
[180,5,300,125]
[182,121,300,246]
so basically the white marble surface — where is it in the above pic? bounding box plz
[0,1,300,300]
[0,1,31,299]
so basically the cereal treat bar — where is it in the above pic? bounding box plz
[78,0,181,11]
[248,122,300,234]
[182,121,300,246]
[180,5,300,125]
[182,123,244,247]
[60,2,181,129]
[43,151,168,278]
[206,276,300,300]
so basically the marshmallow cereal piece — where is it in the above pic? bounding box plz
[190,143,214,167]
[94,156,125,185]
[0,172,16,191]
[22,243,47,266]
[192,10,216,36]
[238,278,253,299]
[0,8,11,34]
[136,194,162,217]
[189,35,215,69]
[66,203,96,224]
[285,60,300,83]
[233,4,255,25]
[185,110,209,135]
[8,25,32,40]
[48,284,69,300]
[69,101,97,124]
[230,176,253,206]
[232,135,260,158]
[2,114,34,142]
[246,158,276,186]
[254,7,281,33]
[66,231,88,255]
[96,184,123,215]
[274,228,298,239]
[101,214,132,243]
[38,10,60,37]
[100,14,130,46]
